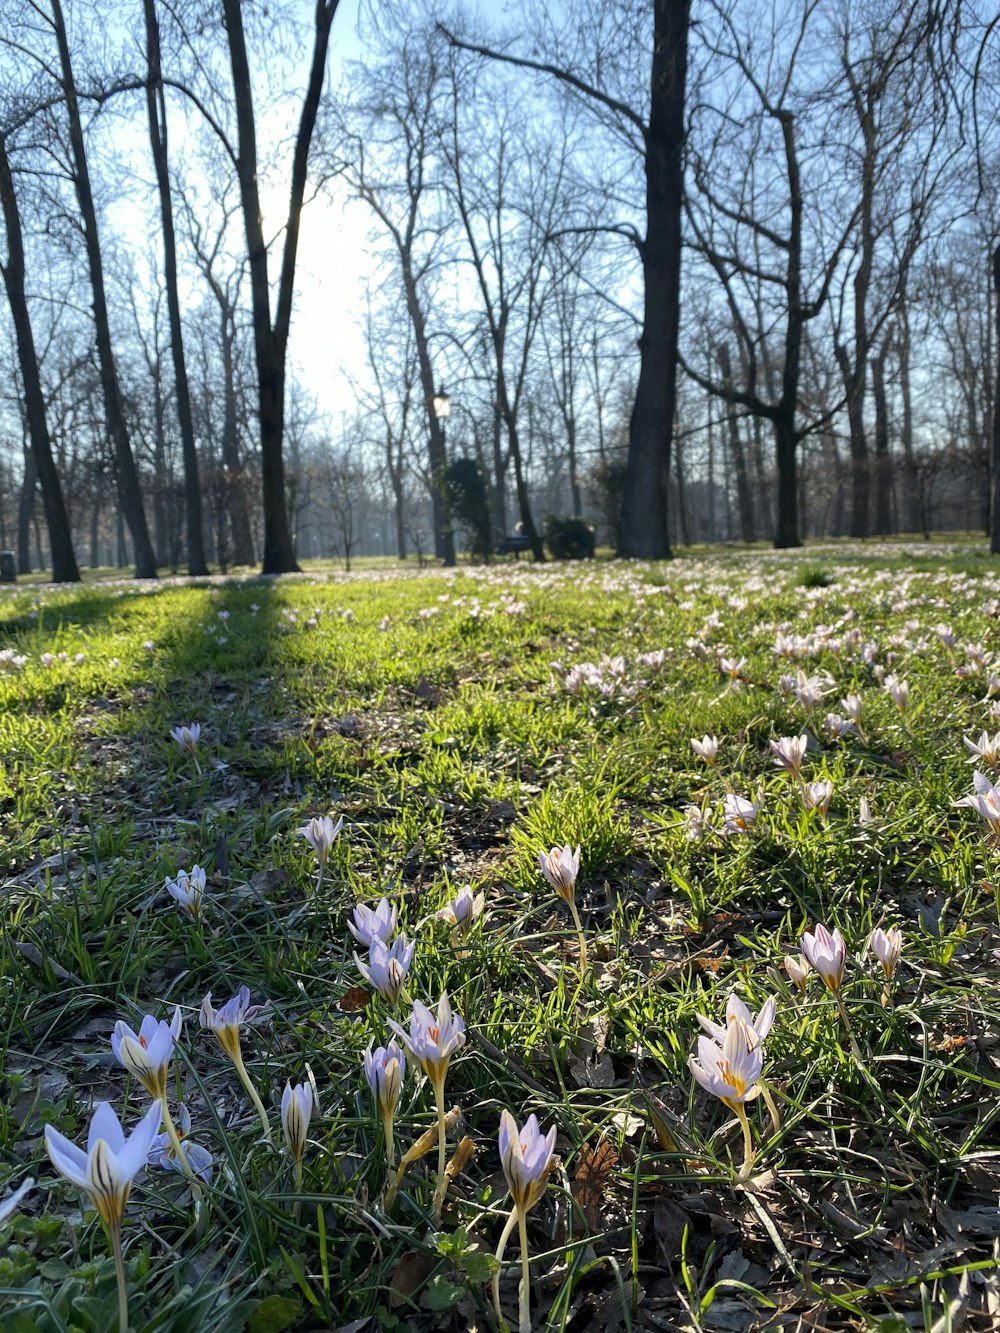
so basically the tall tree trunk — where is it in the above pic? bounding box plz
[143,0,208,575]
[0,127,79,582]
[674,425,690,545]
[773,411,799,549]
[718,342,755,543]
[222,0,339,574]
[50,0,157,577]
[151,362,169,565]
[219,317,255,565]
[619,0,689,557]
[872,339,892,535]
[399,260,454,563]
[502,399,544,561]
[990,244,1000,554]
[17,444,35,575]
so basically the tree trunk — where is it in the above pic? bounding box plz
[17,444,35,575]
[502,402,545,561]
[151,362,169,565]
[773,411,799,549]
[0,127,79,582]
[990,244,1000,554]
[674,425,690,545]
[619,0,689,557]
[51,0,157,577]
[718,342,755,543]
[222,0,340,573]
[399,261,455,564]
[219,316,255,565]
[143,0,208,575]
[872,340,892,535]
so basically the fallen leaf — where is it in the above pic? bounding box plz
[572,1137,618,1230]
[338,987,371,1013]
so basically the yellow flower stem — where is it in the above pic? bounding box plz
[159,1098,199,1194]
[382,1111,396,1171]
[293,1157,303,1223]
[431,1075,448,1224]
[492,1204,519,1327]
[567,897,588,972]
[834,993,864,1063]
[231,1047,273,1144]
[517,1203,532,1333]
[107,1219,129,1333]
[734,1103,755,1182]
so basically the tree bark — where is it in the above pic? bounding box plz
[0,125,80,582]
[143,0,208,575]
[990,244,1000,554]
[619,0,690,558]
[221,0,340,573]
[773,410,799,549]
[718,342,755,543]
[50,0,157,577]
[17,443,35,575]
[872,338,892,535]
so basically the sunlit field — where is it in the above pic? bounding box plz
[3,545,1000,1332]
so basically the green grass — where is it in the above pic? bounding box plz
[2,549,1000,1330]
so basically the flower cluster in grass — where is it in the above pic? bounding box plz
[6,550,1000,1330]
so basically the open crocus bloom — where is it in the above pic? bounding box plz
[389,993,466,1088]
[165,866,206,919]
[281,1082,314,1162]
[170,723,201,753]
[697,993,777,1052]
[436,885,485,935]
[770,734,809,777]
[299,814,343,866]
[347,897,398,948]
[46,1101,162,1228]
[539,845,580,902]
[499,1111,557,1214]
[0,1178,33,1227]
[147,1104,213,1183]
[956,771,1000,835]
[354,934,414,1005]
[800,923,847,995]
[111,1007,182,1100]
[688,1021,764,1113]
[199,986,265,1060]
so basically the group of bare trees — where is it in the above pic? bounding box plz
[1,1,1000,581]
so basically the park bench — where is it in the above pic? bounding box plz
[495,530,531,557]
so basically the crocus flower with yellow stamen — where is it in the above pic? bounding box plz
[165,865,206,920]
[495,1112,558,1333]
[200,987,272,1143]
[689,1021,763,1180]
[46,1101,162,1333]
[353,934,414,1006]
[539,844,588,970]
[388,994,465,1221]
[800,923,846,996]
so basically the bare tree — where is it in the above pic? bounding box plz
[220,0,340,573]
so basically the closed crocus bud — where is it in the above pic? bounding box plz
[437,885,485,937]
[539,845,580,903]
[170,723,201,754]
[771,735,809,778]
[800,923,847,996]
[281,1082,314,1162]
[498,1111,557,1215]
[784,954,810,994]
[869,926,903,980]
[364,1041,406,1119]
[691,735,719,765]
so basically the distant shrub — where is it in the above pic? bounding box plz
[544,513,596,560]
[444,458,493,561]
[799,566,831,588]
